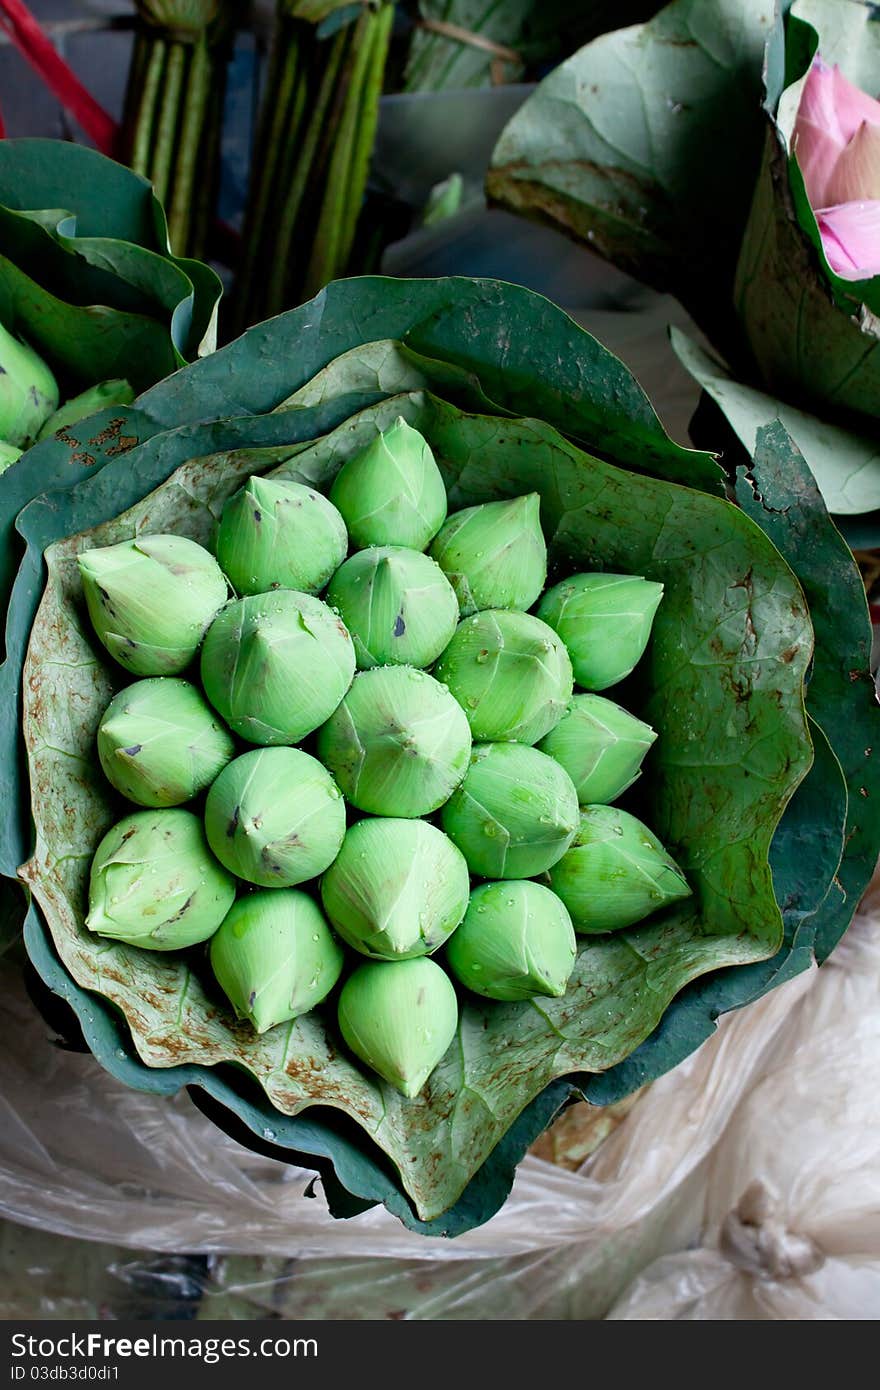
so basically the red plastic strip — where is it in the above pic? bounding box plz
[0,0,118,153]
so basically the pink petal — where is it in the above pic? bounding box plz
[794,57,847,206]
[831,64,880,145]
[816,200,880,280]
[827,120,880,203]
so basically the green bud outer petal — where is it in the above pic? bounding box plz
[536,573,663,691]
[326,546,459,670]
[86,808,235,950]
[0,320,58,447]
[441,742,579,879]
[337,957,459,1098]
[329,417,447,550]
[215,476,347,596]
[434,610,573,745]
[210,890,344,1033]
[537,693,657,804]
[446,880,576,1001]
[430,493,546,616]
[549,805,691,933]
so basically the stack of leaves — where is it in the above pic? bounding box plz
[2,276,877,1235]
[121,0,241,259]
[232,0,395,330]
[487,0,880,541]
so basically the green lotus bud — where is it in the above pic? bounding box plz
[337,957,459,1098]
[549,805,691,933]
[78,534,227,676]
[0,320,58,447]
[86,807,235,950]
[433,610,573,744]
[200,591,355,745]
[204,747,345,887]
[329,416,447,550]
[209,889,344,1033]
[36,379,135,442]
[536,573,663,691]
[0,442,22,474]
[429,493,546,616]
[321,817,469,960]
[537,694,657,804]
[317,667,471,818]
[97,677,235,807]
[446,880,576,1001]
[325,546,458,670]
[215,476,347,596]
[440,742,578,879]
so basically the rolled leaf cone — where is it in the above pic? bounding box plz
[316,666,471,818]
[78,534,228,676]
[0,319,58,447]
[204,747,345,887]
[36,380,136,443]
[329,417,447,550]
[446,880,576,1002]
[549,805,691,934]
[536,572,663,691]
[325,546,459,670]
[86,807,235,950]
[537,693,657,804]
[200,590,355,745]
[440,742,579,880]
[210,889,344,1034]
[429,493,546,616]
[0,443,22,475]
[321,817,470,960]
[433,609,573,745]
[337,957,459,1098]
[215,476,347,597]
[97,676,234,807]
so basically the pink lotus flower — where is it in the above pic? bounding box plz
[793,57,880,281]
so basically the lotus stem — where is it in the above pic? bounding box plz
[129,36,167,177]
[168,36,212,256]
[336,1,394,274]
[150,40,187,206]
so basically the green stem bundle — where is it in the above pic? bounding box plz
[122,3,237,260]
[231,1,395,334]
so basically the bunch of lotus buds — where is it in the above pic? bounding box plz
[80,416,690,1098]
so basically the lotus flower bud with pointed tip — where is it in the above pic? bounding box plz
[210,889,344,1034]
[321,817,469,960]
[200,591,355,744]
[36,379,135,443]
[430,493,546,616]
[0,442,22,474]
[98,677,235,807]
[440,742,578,879]
[433,610,573,744]
[215,476,348,596]
[0,320,58,447]
[536,573,663,691]
[549,805,691,933]
[78,534,228,676]
[325,546,458,670]
[337,957,458,1098]
[446,880,576,1001]
[537,693,657,804]
[86,807,235,950]
[316,666,471,817]
[329,417,447,550]
[204,747,345,886]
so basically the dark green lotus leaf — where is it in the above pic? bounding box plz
[5,277,864,1235]
[486,0,773,357]
[0,139,220,384]
[17,383,812,1222]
